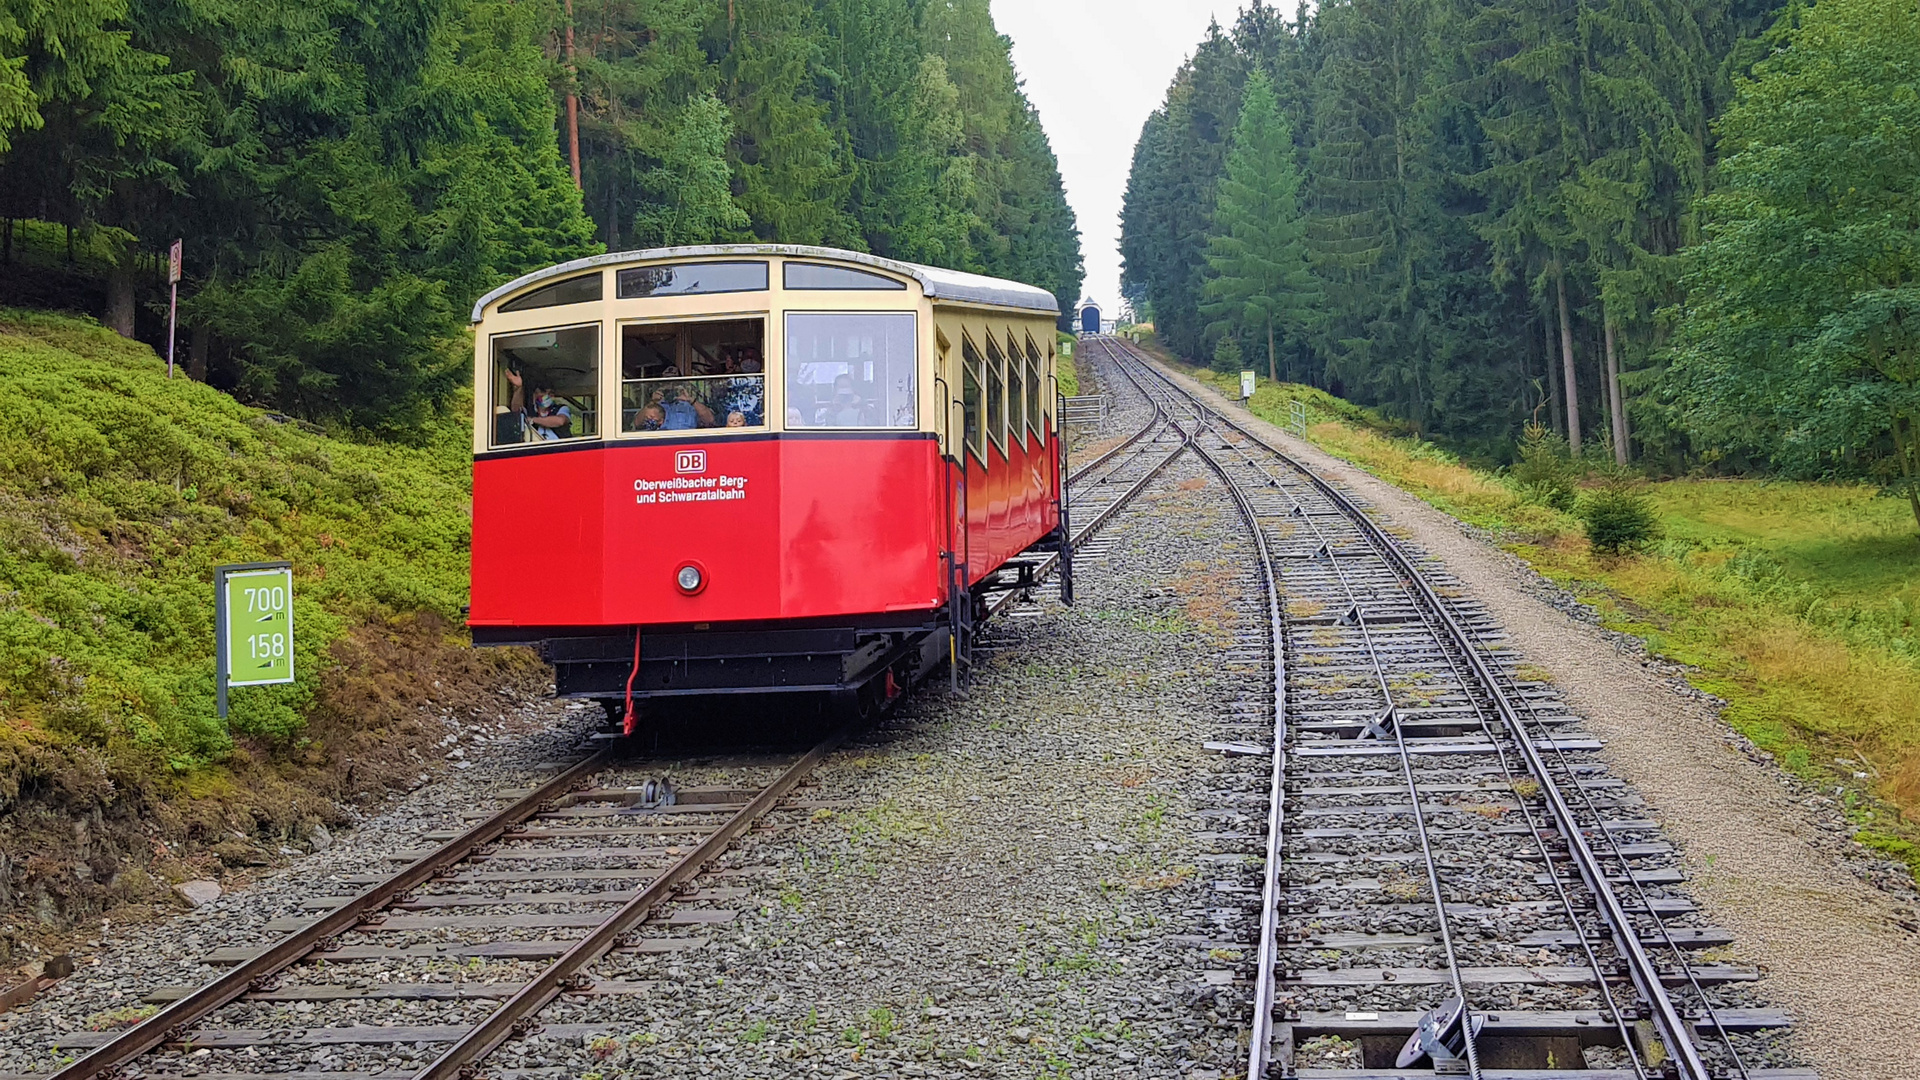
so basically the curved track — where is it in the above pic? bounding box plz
[1089,337,1800,1080]
[46,731,848,1080]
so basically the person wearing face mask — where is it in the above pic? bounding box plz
[506,368,574,440]
[824,372,866,427]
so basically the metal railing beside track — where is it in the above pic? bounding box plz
[1094,336,1732,1080]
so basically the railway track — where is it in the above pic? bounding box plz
[1088,338,1810,1080]
[41,730,848,1080]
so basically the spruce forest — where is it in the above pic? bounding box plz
[1121,0,1920,530]
[0,0,1083,433]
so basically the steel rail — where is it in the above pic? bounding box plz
[1110,337,1714,1080]
[411,724,852,1080]
[1185,414,1487,1078]
[1094,350,1292,1079]
[1196,418,1648,1073]
[48,746,618,1080]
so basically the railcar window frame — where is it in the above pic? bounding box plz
[782,311,919,432]
[486,321,602,448]
[960,334,986,468]
[984,332,1007,456]
[1025,335,1046,445]
[1006,330,1027,452]
[614,314,769,436]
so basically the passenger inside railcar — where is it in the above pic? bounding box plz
[490,325,599,445]
[620,319,765,432]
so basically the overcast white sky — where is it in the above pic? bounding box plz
[991,1,1237,314]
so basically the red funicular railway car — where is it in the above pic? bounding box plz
[468,245,1068,721]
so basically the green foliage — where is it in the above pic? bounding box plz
[1579,477,1661,554]
[1510,422,1579,512]
[1211,334,1244,376]
[1203,69,1317,383]
[0,310,472,767]
[1670,0,1920,531]
[633,93,750,247]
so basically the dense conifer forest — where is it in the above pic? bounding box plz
[0,0,1083,433]
[1121,0,1919,530]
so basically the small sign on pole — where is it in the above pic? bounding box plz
[1290,400,1308,438]
[165,239,182,379]
[215,562,294,719]
[1240,370,1256,402]
[1060,339,1073,357]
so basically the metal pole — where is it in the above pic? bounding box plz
[213,568,228,718]
[166,281,178,378]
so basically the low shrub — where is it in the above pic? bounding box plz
[1579,478,1661,554]
[1509,422,1579,511]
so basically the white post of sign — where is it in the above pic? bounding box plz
[166,239,182,379]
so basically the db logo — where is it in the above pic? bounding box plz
[674,450,707,475]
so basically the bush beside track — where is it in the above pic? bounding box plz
[0,310,542,958]
[1133,334,1920,883]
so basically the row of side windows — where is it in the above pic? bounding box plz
[959,328,1048,467]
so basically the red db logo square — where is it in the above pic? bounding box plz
[675,450,707,475]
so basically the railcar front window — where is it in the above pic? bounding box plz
[620,318,765,432]
[784,262,908,291]
[490,325,599,446]
[499,273,601,313]
[617,261,768,299]
[784,313,917,429]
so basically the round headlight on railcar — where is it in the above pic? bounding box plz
[675,563,706,595]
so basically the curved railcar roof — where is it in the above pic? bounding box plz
[472,244,1059,323]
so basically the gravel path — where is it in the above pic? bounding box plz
[1155,357,1920,1080]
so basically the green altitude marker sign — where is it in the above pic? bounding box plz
[216,563,294,715]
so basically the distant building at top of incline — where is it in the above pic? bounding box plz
[1079,300,1101,336]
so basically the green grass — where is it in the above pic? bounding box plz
[0,308,474,770]
[1148,340,1920,878]
[1056,331,1080,398]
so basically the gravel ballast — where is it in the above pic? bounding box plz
[1155,355,1920,1080]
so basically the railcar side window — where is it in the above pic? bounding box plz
[784,262,908,291]
[785,313,917,429]
[1026,337,1045,444]
[620,318,765,432]
[498,273,602,313]
[490,325,600,446]
[617,262,768,299]
[985,333,1007,452]
[961,337,984,463]
[1007,332,1027,449]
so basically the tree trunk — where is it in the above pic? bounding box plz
[189,324,210,382]
[106,262,137,338]
[2,219,11,264]
[1893,408,1920,536]
[1604,314,1628,465]
[1267,317,1277,384]
[1556,268,1581,454]
[1544,311,1563,436]
[563,0,582,190]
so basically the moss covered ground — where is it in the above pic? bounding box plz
[0,311,538,950]
[1157,345,1920,879]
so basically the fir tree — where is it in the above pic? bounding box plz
[1202,69,1317,383]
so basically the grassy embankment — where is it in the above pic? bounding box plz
[0,310,534,950]
[1150,344,1920,877]
[1056,332,1080,397]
